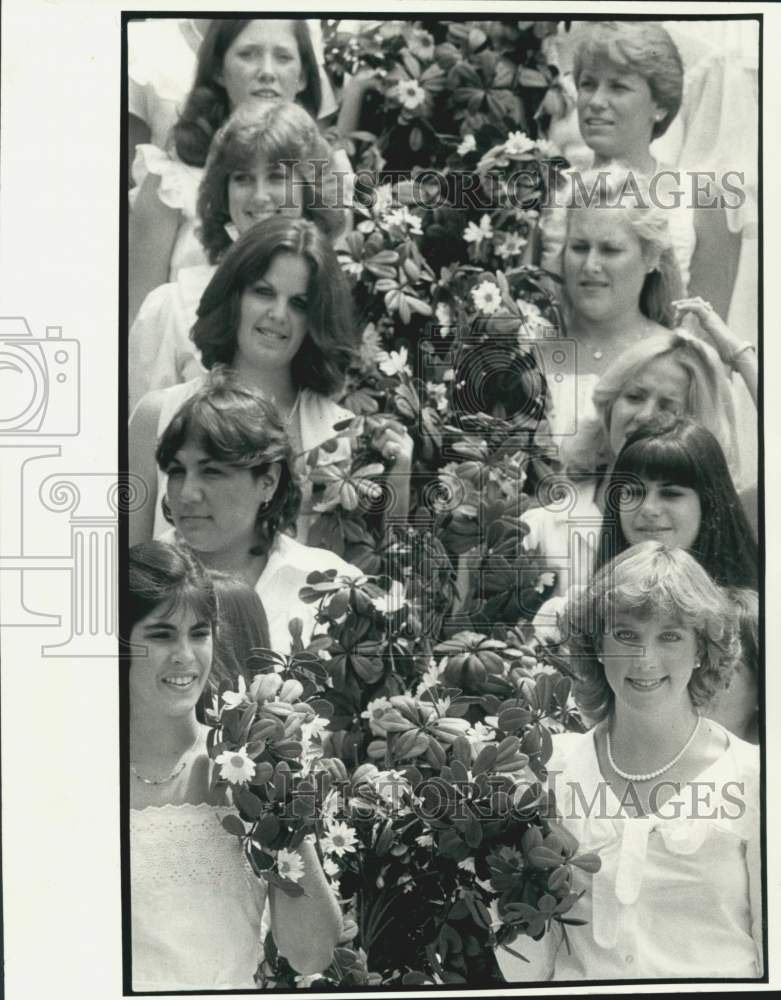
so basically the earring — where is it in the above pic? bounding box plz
[694,659,702,670]
[655,111,664,122]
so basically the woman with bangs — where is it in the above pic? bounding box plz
[129,17,354,324]
[149,369,362,653]
[129,99,344,411]
[130,216,413,547]
[129,539,341,990]
[498,543,762,982]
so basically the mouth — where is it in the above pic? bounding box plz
[634,526,671,538]
[584,118,613,127]
[626,676,668,692]
[251,89,280,100]
[161,673,199,691]
[255,326,289,343]
[178,514,212,527]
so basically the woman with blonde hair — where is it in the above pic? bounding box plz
[499,543,761,981]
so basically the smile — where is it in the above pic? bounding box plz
[161,674,198,690]
[252,89,280,99]
[256,327,288,342]
[626,677,667,691]
[584,118,613,126]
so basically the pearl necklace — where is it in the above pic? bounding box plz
[606,715,701,782]
[131,733,201,786]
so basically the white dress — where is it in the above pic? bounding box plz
[496,725,762,981]
[131,801,265,991]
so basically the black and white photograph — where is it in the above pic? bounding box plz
[0,4,778,1000]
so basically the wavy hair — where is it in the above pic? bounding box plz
[173,19,322,168]
[208,570,271,688]
[597,416,758,589]
[573,21,684,140]
[192,217,356,395]
[542,166,683,326]
[129,540,218,634]
[155,367,302,555]
[197,101,345,262]
[563,542,740,722]
[561,330,740,479]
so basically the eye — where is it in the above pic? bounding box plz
[569,242,589,253]
[191,627,213,640]
[290,296,308,312]
[614,629,639,644]
[252,284,273,297]
[202,466,225,478]
[230,171,253,185]
[623,391,642,403]
[659,487,685,499]
[660,631,683,642]
[166,465,184,477]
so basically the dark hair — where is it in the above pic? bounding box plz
[727,587,759,676]
[192,217,356,395]
[597,416,758,589]
[197,101,345,263]
[129,540,218,633]
[155,367,302,555]
[173,18,322,167]
[564,542,740,721]
[209,570,271,687]
[573,21,684,140]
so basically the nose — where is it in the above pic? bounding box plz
[171,635,197,666]
[584,246,603,272]
[250,178,273,210]
[587,82,609,110]
[635,397,659,423]
[257,50,275,79]
[179,473,203,505]
[639,488,661,519]
[266,294,288,326]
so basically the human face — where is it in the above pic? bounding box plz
[620,478,702,550]
[564,209,648,323]
[233,253,310,373]
[165,439,278,560]
[130,602,213,718]
[608,355,689,454]
[577,60,661,161]
[218,20,306,110]
[228,152,305,234]
[601,612,698,712]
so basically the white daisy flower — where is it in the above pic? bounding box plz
[416,833,434,848]
[377,346,410,377]
[215,746,256,785]
[321,820,359,857]
[470,280,502,316]
[221,675,248,708]
[323,857,340,880]
[277,847,306,883]
[496,232,527,260]
[383,206,423,235]
[391,78,426,111]
[371,579,407,615]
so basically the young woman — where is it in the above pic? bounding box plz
[149,368,362,653]
[129,540,341,991]
[130,217,412,546]
[498,543,761,981]
[129,99,344,410]
[129,18,353,323]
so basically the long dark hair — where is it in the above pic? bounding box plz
[192,217,356,395]
[173,18,322,167]
[597,416,757,589]
[155,367,302,556]
[129,540,218,633]
[209,570,271,687]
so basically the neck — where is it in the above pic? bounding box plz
[571,305,648,344]
[196,544,268,588]
[232,359,298,414]
[608,701,699,773]
[130,707,200,762]
[592,147,656,176]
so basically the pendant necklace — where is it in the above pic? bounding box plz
[606,715,701,783]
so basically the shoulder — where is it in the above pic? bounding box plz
[129,386,169,431]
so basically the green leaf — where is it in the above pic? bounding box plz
[221,814,246,838]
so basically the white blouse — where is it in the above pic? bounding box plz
[131,801,265,991]
[497,726,762,982]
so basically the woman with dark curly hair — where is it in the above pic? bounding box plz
[129,100,344,410]
[129,18,353,323]
[130,217,413,548]
[498,543,761,981]
[147,369,361,652]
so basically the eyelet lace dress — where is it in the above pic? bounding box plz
[130,802,266,991]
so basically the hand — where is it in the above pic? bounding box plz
[369,416,414,467]
[671,297,742,366]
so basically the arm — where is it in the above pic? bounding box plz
[688,205,741,321]
[129,390,165,547]
[671,298,757,407]
[268,838,342,974]
[496,922,561,982]
[129,172,180,327]
[369,417,413,523]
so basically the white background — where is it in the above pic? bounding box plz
[0,2,778,998]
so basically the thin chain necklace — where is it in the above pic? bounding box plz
[606,715,701,783]
[131,731,201,786]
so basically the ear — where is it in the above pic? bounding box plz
[256,462,282,501]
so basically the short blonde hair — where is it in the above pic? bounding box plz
[563,543,740,722]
